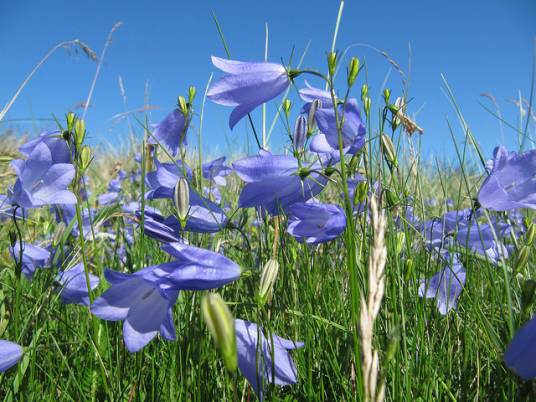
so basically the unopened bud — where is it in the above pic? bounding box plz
[282,99,292,117]
[178,96,188,115]
[80,146,92,171]
[364,97,371,116]
[66,112,76,132]
[74,119,86,146]
[188,86,196,103]
[53,222,66,247]
[515,245,530,272]
[381,134,398,167]
[307,99,322,136]
[293,116,307,153]
[385,188,399,208]
[327,51,337,77]
[9,230,17,248]
[347,57,360,87]
[361,84,369,102]
[522,279,536,312]
[525,223,536,244]
[395,232,405,255]
[174,177,189,227]
[201,293,237,372]
[404,258,414,281]
[259,259,279,303]
[356,181,368,204]
[383,88,391,105]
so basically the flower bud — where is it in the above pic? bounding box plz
[201,293,237,372]
[178,96,188,115]
[380,134,398,167]
[74,119,86,146]
[66,112,76,132]
[404,258,414,281]
[356,181,368,204]
[385,188,399,207]
[395,232,405,256]
[307,99,322,136]
[259,259,280,304]
[347,57,360,87]
[525,223,536,244]
[282,99,292,117]
[173,177,190,227]
[188,86,196,103]
[383,88,391,105]
[364,96,371,116]
[293,116,307,153]
[80,146,92,171]
[515,245,530,272]
[9,230,17,248]
[327,51,337,77]
[361,84,369,102]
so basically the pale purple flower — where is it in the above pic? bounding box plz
[207,56,290,129]
[56,263,99,306]
[9,141,76,208]
[504,315,536,379]
[0,340,23,372]
[418,254,466,315]
[148,108,190,156]
[10,242,50,280]
[19,130,71,163]
[478,146,536,211]
[202,156,232,186]
[287,201,346,244]
[235,319,303,398]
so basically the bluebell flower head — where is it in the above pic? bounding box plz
[202,156,232,186]
[233,150,327,216]
[148,108,190,156]
[478,146,536,211]
[207,56,290,129]
[10,242,50,280]
[56,263,99,306]
[9,141,76,209]
[504,315,536,379]
[418,254,466,315]
[287,201,346,244]
[0,340,23,372]
[19,130,71,164]
[235,319,303,399]
[145,158,192,199]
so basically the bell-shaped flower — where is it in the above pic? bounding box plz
[92,242,241,352]
[10,242,50,280]
[235,319,303,398]
[19,130,71,163]
[55,263,99,306]
[145,158,192,199]
[233,150,327,216]
[418,254,466,315]
[478,146,536,211]
[202,156,232,186]
[148,108,190,156]
[504,315,536,379]
[287,201,346,244]
[207,56,290,129]
[0,340,23,372]
[8,141,76,209]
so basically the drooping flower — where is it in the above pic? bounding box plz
[504,315,536,379]
[92,243,241,352]
[145,158,192,199]
[207,56,290,129]
[478,146,536,211]
[148,108,190,156]
[418,254,466,315]
[202,156,232,186]
[10,242,50,280]
[0,340,23,372]
[286,201,346,244]
[19,130,71,163]
[233,150,327,215]
[235,319,303,398]
[56,263,99,306]
[9,141,76,209]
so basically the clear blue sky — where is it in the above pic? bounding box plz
[1,0,535,159]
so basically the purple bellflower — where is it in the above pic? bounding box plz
[56,263,99,306]
[92,243,241,352]
[418,254,466,315]
[478,146,536,211]
[145,158,192,199]
[233,150,327,215]
[10,242,50,280]
[148,108,190,156]
[19,130,71,164]
[287,201,346,244]
[235,319,303,399]
[9,141,76,209]
[207,56,290,129]
[504,315,536,379]
[0,340,23,372]
[202,156,232,186]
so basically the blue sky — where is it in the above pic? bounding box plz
[1,0,535,159]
